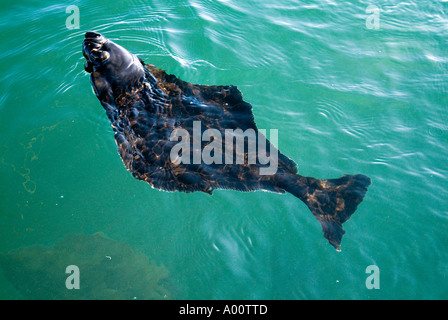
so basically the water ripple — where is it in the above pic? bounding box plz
[1,0,447,300]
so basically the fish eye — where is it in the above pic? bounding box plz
[91,50,110,62]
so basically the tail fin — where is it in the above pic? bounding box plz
[301,174,371,250]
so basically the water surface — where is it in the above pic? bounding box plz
[0,0,447,299]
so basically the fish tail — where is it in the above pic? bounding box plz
[285,174,371,250]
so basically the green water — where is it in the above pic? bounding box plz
[0,0,447,299]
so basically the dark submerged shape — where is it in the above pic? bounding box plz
[0,233,172,299]
[82,32,371,250]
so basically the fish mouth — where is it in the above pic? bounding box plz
[83,31,110,73]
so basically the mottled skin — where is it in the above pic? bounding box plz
[82,32,371,250]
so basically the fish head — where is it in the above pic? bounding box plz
[82,31,145,104]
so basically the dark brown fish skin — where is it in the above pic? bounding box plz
[83,32,371,250]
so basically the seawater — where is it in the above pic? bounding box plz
[0,0,447,299]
